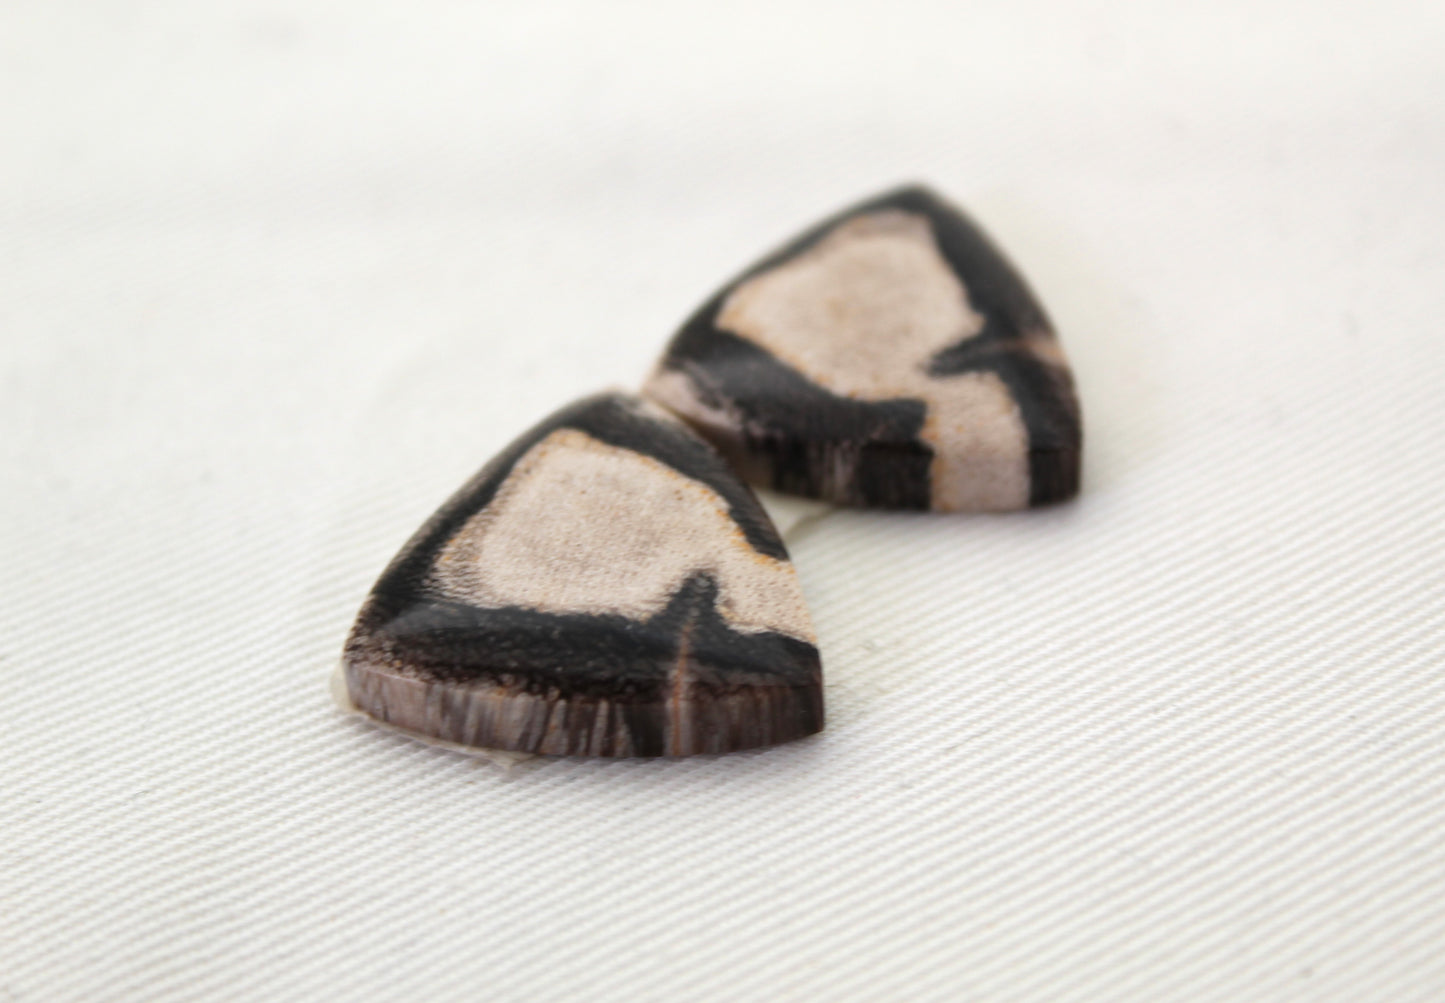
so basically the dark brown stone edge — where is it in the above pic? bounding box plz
[344,661,824,758]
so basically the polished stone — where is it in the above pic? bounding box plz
[342,393,822,757]
[644,184,1082,511]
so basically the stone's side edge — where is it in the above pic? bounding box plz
[344,655,824,758]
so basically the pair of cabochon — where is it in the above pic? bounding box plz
[342,185,1082,757]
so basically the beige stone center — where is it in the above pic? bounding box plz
[428,429,814,642]
[719,210,983,397]
[716,209,1030,510]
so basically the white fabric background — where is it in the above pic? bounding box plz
[4,2,1444,1000]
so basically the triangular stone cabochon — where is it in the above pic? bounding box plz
[343,393,822,757]
[644,185,1082,511]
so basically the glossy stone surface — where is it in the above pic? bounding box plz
[644,184,1082,511]
[343,393,822,757]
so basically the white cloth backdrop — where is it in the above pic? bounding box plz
[4,2,1444,1000]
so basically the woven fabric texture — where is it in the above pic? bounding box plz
[4,2,1444,1000]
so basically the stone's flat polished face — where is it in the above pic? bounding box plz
[343,393,822,757]
[643,185,1082,512]
[429,428,813,640]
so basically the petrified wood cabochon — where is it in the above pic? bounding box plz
[644,185,1082,511]
[343,393,822,757]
